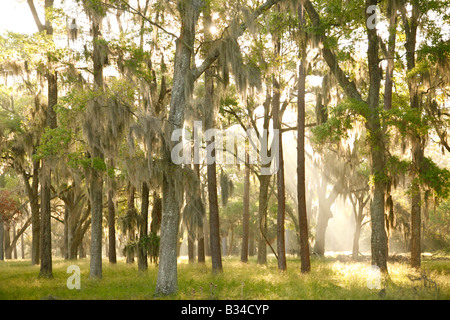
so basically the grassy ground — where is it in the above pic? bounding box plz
[0,255,448,300]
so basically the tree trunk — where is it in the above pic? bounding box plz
[241,153,250,263]
[208,154,223,272]
[257,174,270,265]
[155,0,201,295]
[272,28,286,271]
[39,167,53,278]
[194,163,206,264]
[383,0,397,111]
[297,4,311,273]
[88,13,105,280]
[126,183,136,264]
[0,220,3,261]
[188,237,195,263]
[203,3,223,274]
[89,169,103,278]
[313,182,339,256]
[138,181,149,271]
[352,221,362,260]
[401,1,423,270]
[156,172,181,294]
[30,163,40,266]
[366,0,388,273]
[12,226,17,259]
[108,188,116,264]
[4,224,11,259]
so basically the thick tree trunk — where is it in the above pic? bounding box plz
[366,0,388,273]
[241,153,250,263]
[88,14,105,279]
[313,208,331,257]
[297,4,311,273]
[138,181,149,271]
[313,183,339,256]
[156,173,181,294]
[155,0,201,295]
[39,67,57,278]
[39,171,53,278]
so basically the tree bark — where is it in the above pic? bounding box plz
[241,153,250,263]
[401,1,423,270]
[138,181,149,271]
[195,163,206,264]
[203,3,222,274]
[313,183,339,256]
[297,4,311,273]
[366,0,388,273]
[383,0,397,111]
[88,12,105,280]
[0,220,4,260]
[22,161,40,265]
[108,188,116,264]
[272,27,287,271]
[39,0,57,279]
[155,0,201,296]
[257,174,270,265]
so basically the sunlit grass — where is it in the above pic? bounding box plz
[0,255,448,300]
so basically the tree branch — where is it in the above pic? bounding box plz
[27,0,46,32]
[303,0,363,102]
[192,0,283,81]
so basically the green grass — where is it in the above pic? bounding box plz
[0,256,448,300]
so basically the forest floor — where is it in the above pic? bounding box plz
[0,254,448,300]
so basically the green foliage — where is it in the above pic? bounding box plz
[311,98,367,145]
[34,126,73,160]
[383,103,430,137]
[419,157,450,200]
